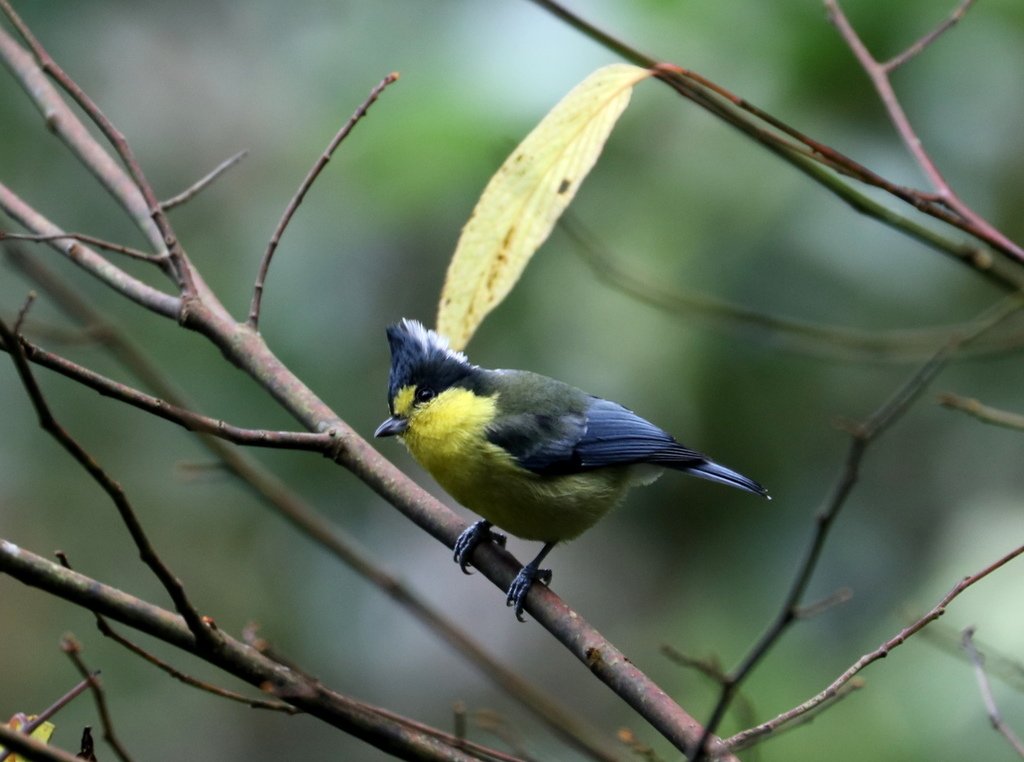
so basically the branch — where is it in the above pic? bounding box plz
[0,676,93,762]
[0,316,218,650]
[962,627,1024,758]
[824,0,1023,261]
[0,0,196,294]
[60,636,134,762]
[526,0,1024,273]
[247,72,400,330]
[693,296,1024,760]
[726,542,1024,752]
[0,725,83,762]
[0,540,513,762]
[939,393,1024,432]
[160,149,248,211]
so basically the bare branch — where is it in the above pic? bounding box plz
[962,627,1024,758]
[0,316,217,649]
[726,542,1024,752]
[0,725,83,762]
[884,0,976,72]
[0,0,195,294]
[1,231,163,264]
[693,296,1024,761]
[939,393,1024,432]
[161,149,249,211]
[0,676,93,762]
[824,0,1023,261]
[60,635,134,762]
[247,72,400,330]
[0,541,510,762]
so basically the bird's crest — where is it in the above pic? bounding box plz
[385,319,473,405]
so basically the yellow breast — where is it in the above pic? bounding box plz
[397,386,637,542]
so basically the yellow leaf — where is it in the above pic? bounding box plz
[437,63,653,349]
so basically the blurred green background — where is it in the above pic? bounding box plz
[2,1,1024,759]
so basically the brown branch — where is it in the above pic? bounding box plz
[727,543,1024,752]
[962,627,1024,758]
[60,635,134,762]
[938,393,1024,432]
[0,316,218,650]
[0,677,93,762]
[526,0,1024,274]
[0,541,513,762]
[824,0,1023,262]
[692,296,1024,761]
[161,149,248,211]
[0,725,83,762]
[0,230,163,265]
[54,551,298,715]
[883,0,976,72]
[247,72,399,330]
[0,0,196,295]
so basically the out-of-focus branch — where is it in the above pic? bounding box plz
[0,0,195,294]
[825,0,1022,261]
[0,541,511,762]
[727,542,1024,752]
[60,636,134,762]
[0,676,93,762]
[160,149,248,211]
[693,296,1023,761]
[0,316,218,650]
[0,725,83,762]
[962,627,1024,758]
[939,393,1024,432]
[247,72,399,330]
[526,0,1024,275]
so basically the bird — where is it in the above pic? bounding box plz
[374,318,769,620]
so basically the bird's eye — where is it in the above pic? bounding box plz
[414,386,435,404]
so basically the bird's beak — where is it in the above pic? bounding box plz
[374,415,408,438]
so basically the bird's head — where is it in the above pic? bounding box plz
[374,319,478,439]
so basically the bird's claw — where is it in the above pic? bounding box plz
[506,564,552,622]
[453,520,505,574]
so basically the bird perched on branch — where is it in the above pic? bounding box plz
[375,318,769,620]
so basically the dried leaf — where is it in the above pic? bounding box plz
[437,63,653,349]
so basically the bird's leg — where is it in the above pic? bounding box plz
[506,542,555,622]
[453,519,506,574]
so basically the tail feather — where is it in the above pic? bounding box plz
[682,459,770,499]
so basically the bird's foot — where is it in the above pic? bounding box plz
[506,562,552,622]
[453,520,506,574]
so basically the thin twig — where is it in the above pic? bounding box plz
[0,334,334,453]
[938,393,1024,432]
[161,149,249,211]
[824,0,1023,262]
[884,0,976,72]
[692,296,1024,761]
[247,72,399,330]
[562,215,1021,361]
[53,551,298,714]
[0,231,162,264]
[962,627,1024,757]
[0,316,218,650]
[0,677,93,762]
[61,635,134,762]
[0,0,197,295]
[725,543,1024,752]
